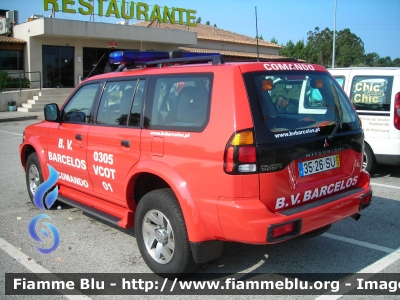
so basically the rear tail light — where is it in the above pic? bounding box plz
[238,146,256,163]
[394,92,400,130]
[267,219,302,242]
[225,147,235,172]
[224,130,257,174]
[360,191,372,209]
[231,130,254,145]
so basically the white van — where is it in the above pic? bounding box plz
[328,67,400,173]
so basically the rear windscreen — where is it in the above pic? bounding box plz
[243,71,360,143]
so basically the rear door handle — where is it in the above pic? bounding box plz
[121,140,130,147]
[76,134,82,141]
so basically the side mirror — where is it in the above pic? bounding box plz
[44,103,60,122]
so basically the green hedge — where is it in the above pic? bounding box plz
[0,71,31,89]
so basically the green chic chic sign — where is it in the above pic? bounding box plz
[44,0,197,26]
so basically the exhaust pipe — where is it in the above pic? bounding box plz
[351,213,361,221]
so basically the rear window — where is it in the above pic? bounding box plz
[350,76,393,112]
[243,71,360,142]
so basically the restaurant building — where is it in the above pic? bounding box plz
[1,1,282,89]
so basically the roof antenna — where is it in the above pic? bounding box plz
[255,6,260,62]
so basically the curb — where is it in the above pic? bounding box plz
[0,116,39,123]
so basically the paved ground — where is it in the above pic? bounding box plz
[1,119,400,299]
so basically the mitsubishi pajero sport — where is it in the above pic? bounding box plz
[20,51,372,276]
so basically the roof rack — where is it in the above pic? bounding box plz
[138,55,225,68]
[239,57,300,63]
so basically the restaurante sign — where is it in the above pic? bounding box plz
[44,0,197,26]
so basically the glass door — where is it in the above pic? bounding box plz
[42,45,74,88]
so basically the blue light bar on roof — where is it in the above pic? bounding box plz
[109,51,169,64]
[109,50,222,66]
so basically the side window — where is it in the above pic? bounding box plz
[96,80,137,126]
[63,83,100,123]
[334,76,345,88]
[350,76,393,111]
[144,74,212,131]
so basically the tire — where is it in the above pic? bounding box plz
[25,153,43,204]
[299,225,331,239]
[363,143,376,174]
[134,188,199,276]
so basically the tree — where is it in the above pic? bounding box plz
[303,27,366,67]
[196,17,201,24]
[307,27,334,66]
[270,36,278,45]
[279,40,296,57]
[363,52,380,67]
[335,28,364,67]
[276,26,400,66]
[255,34,264,40]
[279,40,310,61]
[213,24,217,27]
[205,21,210,25]
[362,53,400,67]
[375,56,393,67]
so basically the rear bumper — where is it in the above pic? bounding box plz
[216,173,372,244]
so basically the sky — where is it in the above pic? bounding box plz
[2,0,400,59]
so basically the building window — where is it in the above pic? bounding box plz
[0,50,23,70]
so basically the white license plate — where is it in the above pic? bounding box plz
[299,154,340,177]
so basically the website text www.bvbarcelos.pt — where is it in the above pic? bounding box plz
[150,131,191,138]
[274,127,321,139]
[121,277,340,293]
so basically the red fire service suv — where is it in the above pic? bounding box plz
[20,51,372,276]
